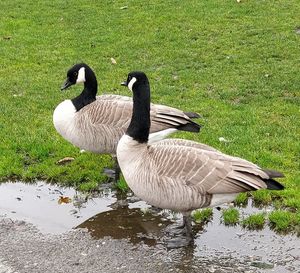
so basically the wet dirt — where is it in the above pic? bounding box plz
[0,181,299,273]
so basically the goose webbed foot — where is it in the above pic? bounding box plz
[166,235,194,248]
[165,222,186,235]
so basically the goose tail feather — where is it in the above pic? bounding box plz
[264,178,284,190]
[177,121,201,133]
[263,169,284,190]
[263,168,285,178]
[184,112,201,119]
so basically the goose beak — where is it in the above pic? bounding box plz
[121,81,128,87]
[61,78,73,91]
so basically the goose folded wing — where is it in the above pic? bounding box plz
[77,96,132,130]
[149,145,270,194]
[152,139,219,152]
[83,95,199,133]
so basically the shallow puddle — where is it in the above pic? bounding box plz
[0,181,299,272]
[0,181,116,234]
[77,207,171,246]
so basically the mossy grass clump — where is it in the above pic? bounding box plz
[252,190,272,206]
[268,210,299,234]
[279,188,300,212]
[222,208,239,226]
[78,181,99,192]
[283,197,300,211]
[242,213,266,230]
[234,193,248,207]
[192,208,213,224]
[115,175,129,193]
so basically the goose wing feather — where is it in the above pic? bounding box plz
[149,142,269,194]
[80,95,198,133]
[153,139,220,152]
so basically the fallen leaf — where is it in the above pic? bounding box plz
[218,137,231,143]
[110,57,117,64]
[120,6,128,10]
[58,196,71,204]
[57,157,75,165]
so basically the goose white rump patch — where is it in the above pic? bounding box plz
[148,128,177,144]
[210,193,238,207]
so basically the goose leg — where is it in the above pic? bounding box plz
[103,156,121,182]
[113,156,121,182]
[182,213,193,241]
[165,221,186,235]
[166,212,194,248]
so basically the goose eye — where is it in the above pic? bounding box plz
[74,72,78,76]
[128,76,132,81]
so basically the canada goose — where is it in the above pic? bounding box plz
[53,63,201,181]
[117,71,284,247]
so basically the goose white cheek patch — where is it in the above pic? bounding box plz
[128,77,137,91]
[76,67,86,83]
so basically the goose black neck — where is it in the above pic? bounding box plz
[126,83,151,143]
[71,69,97,111]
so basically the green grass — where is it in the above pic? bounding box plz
[192,208,213,224]
[0,1,299,228]
[222,208,240,225]
[115,175,129,193]
[268,210,299,234]
[234,193,249,207]
[242,213,266,230]
[252,190,273,206]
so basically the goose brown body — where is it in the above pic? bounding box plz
[117,136,283,212]
[53,94,200,154]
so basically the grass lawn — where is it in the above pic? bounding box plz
[0,1,299,231]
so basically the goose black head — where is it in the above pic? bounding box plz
[121,71,149,92]
[61,63,91,91]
